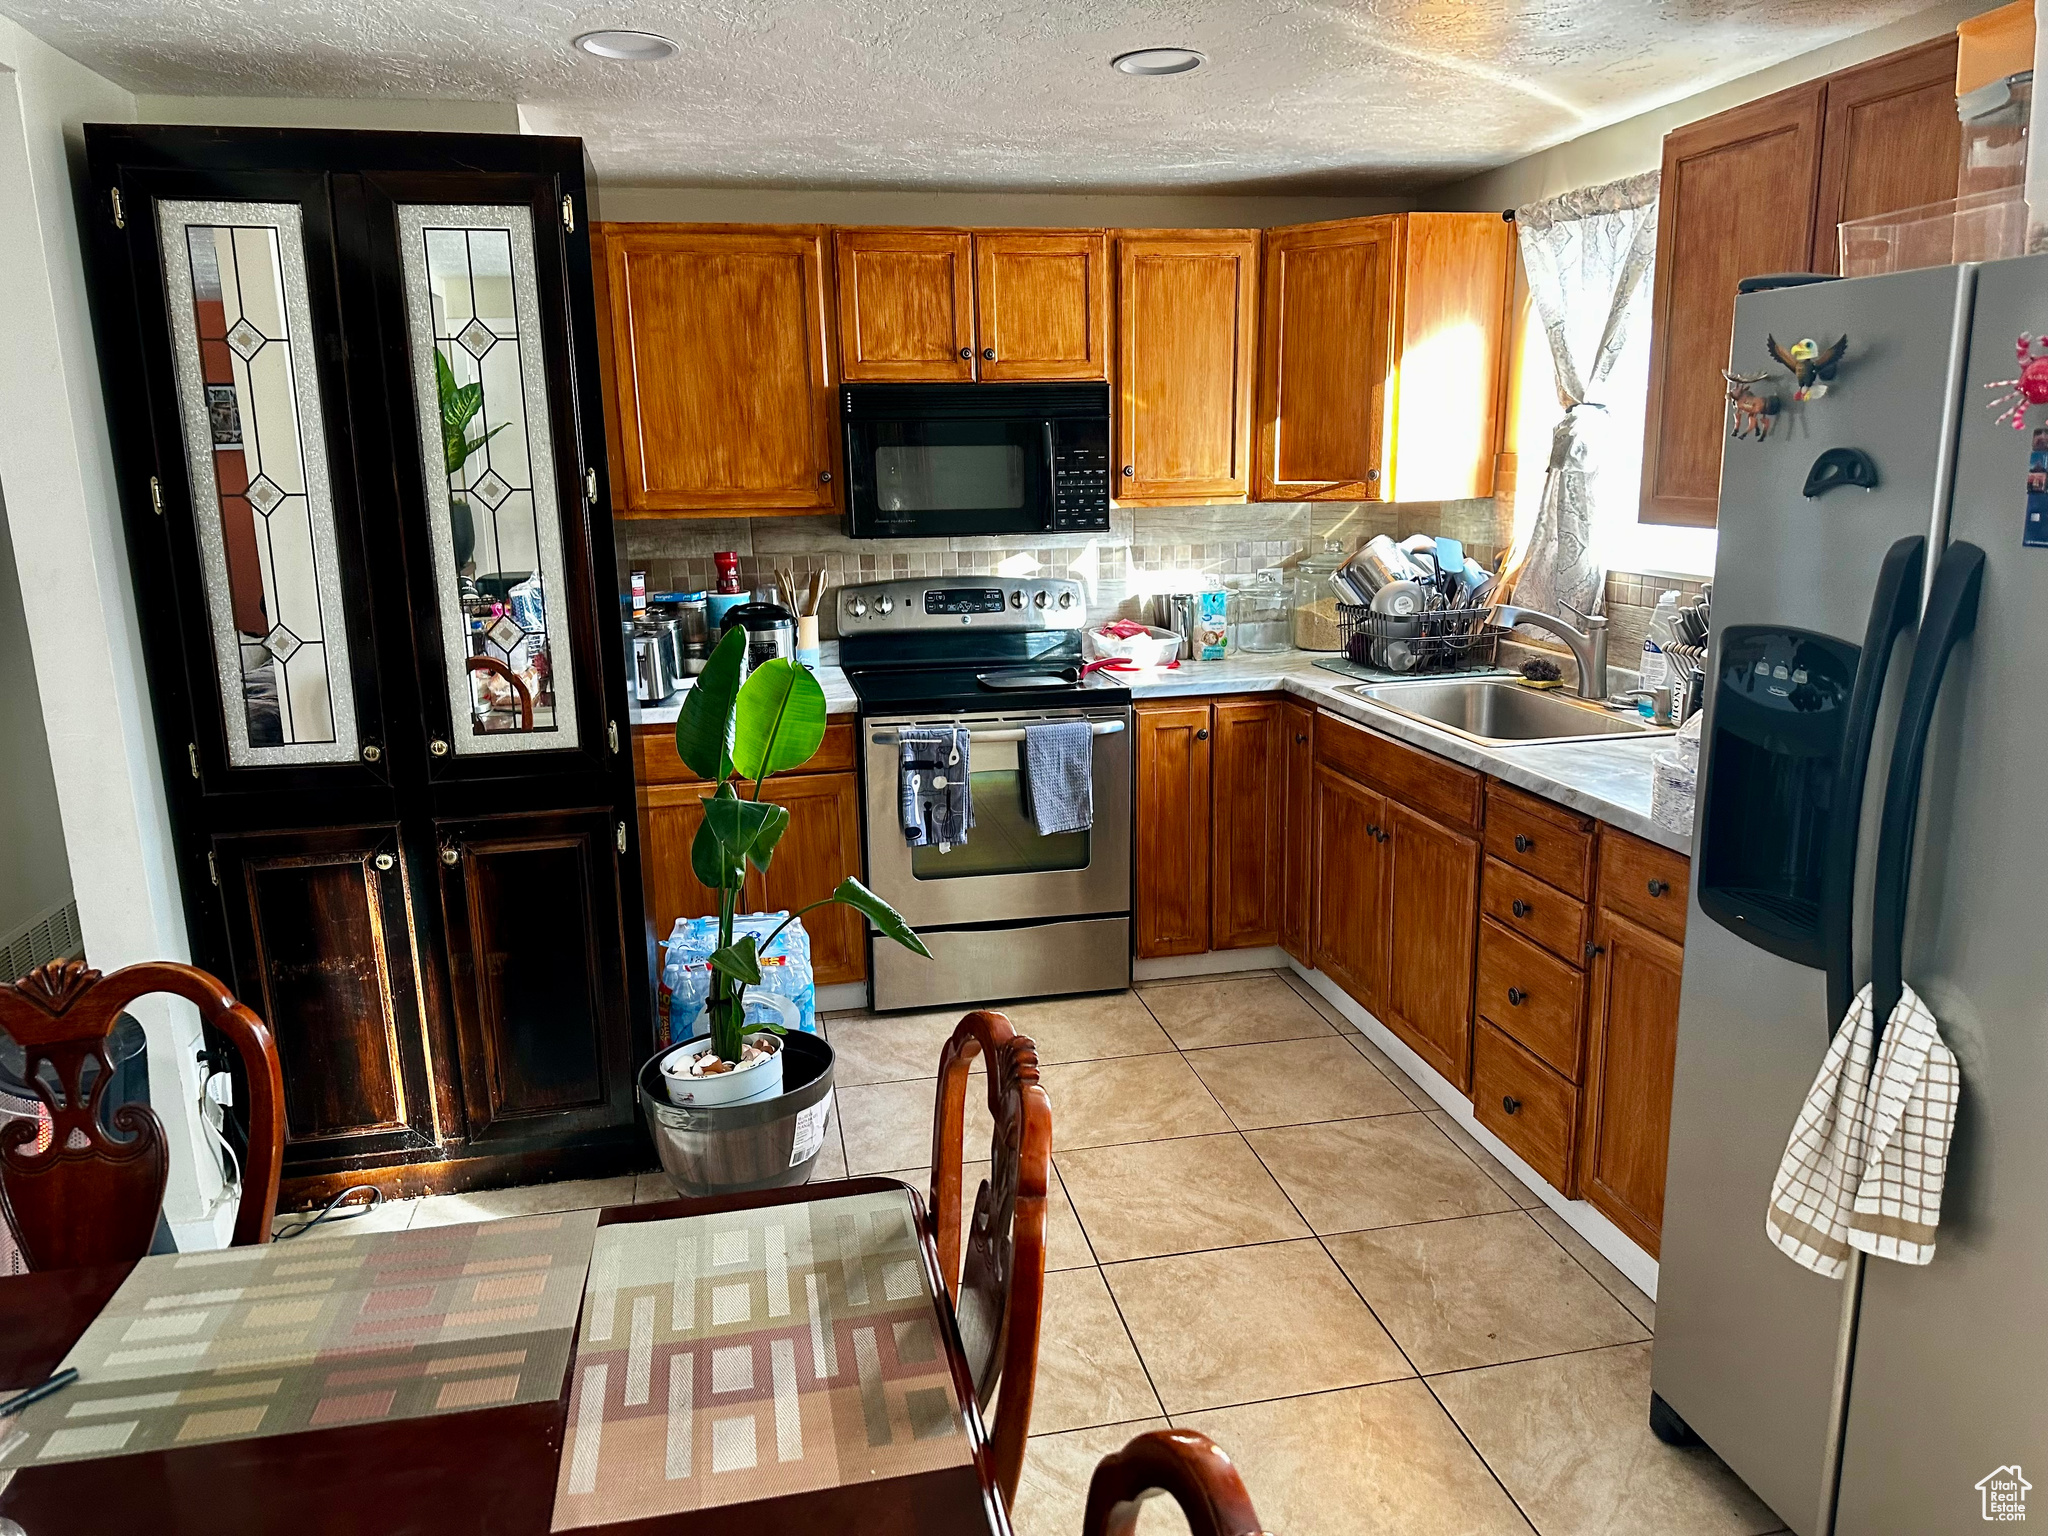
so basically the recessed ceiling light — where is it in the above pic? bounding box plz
[573,29,678,61]
[1111,47,1206,76]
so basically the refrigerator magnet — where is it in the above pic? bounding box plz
[1802,447,1879,498]
[2026,428,2048,549]
[1985,333,2048,430]
[1768,334,1848,401]
[1723,370,1780,441]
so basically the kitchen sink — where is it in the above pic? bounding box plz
[1340,678,1675,747]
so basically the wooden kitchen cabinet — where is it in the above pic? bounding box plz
[634,721,866,987]
[832,228,976,382]
[1581,906,1686,1256]
[1279,697,1315,962]
[1211,698,1285,950]
[1382,801,1482,1088]
[1134,701,1214,957]
[1114,229,1260,504]
[975,230,1109,380]
[1255,212,1511,502]
[592,223,839,517]
[1642,35,1960,524]
[1311,764,1389,1015]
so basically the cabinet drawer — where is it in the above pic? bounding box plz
[1597,828,1690,943]
[1481,857,1589,966]
[1315,711,1481,831]
[1476,918,1586,1080]
[1484,781,1595,898]
[1472,1021,1577,1192]
[635,716,856,785]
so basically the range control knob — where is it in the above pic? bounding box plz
[876,595,894,616]
[1057,590,1075,609]
[1033,590,1049,609]
[848,596,868,619]
[1009,590,1024,609]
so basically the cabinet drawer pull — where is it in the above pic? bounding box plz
[1122,464,1136,477]
[1511,898,1530,918]
[958,346,972,359]
[1502,1095,1521,1115]
[1295,733,1308,744]
[1514,833,1534,853]
[1194,727,1209,741]
[372,853,394,872]
[1376,827,1389,844]
[982,347,996,360]
[439,845,461,866]
[1647,877,1670,897]
[818,469,833,484]
[1586,941,1605,962]
[1506,986,1526,1007]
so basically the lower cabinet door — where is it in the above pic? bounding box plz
[1384,800,1481,1088]
[1211,698,1284,950]
[1280,699,1315,962]
[211,825,442,1171]
[746,772,866,987]
[1134,701,1214,957]
[1311,766,1388,1016]
[1580,907,1685,1255]
[639,781,719,950]
[436,809,637,1143]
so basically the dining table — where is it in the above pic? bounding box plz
[0,1177,1012,1536]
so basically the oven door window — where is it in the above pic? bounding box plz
[851,418,1049,536]
[911,741,1088,880]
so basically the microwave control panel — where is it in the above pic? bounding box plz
[1051,420,1112,532]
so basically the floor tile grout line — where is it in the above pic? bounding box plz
[1416,1336,1659,1384]
[1522,1207,1657,1329]
[1089,1252,1172,1428]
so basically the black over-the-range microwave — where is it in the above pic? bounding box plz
[841,382,1112,540]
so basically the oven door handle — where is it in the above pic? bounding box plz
[870,720,1126,747]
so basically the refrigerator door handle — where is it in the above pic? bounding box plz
[1866,540,1985,1032]
[1821,535,1926,1028]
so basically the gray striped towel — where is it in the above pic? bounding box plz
[898,727,972,849]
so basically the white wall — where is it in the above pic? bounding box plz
[0,480,72,938]
[589,183,1408,227]
[0,17,233,1246]
[1428,0,1995,213]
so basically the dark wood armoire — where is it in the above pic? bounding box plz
[81,126,651,1203]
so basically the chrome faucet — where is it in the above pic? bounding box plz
[1493,604,1609,700]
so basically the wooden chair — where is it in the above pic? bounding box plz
[0,959,285,1270]
[467,654,534,729]
[928,1009,1052,1510]
[1083,1429,1273,1536]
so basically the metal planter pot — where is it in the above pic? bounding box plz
[638,1030,835,1197]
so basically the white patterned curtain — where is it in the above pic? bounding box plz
[1503,171,1660,624]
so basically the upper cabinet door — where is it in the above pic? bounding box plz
[834,228,976,382]
[973,230,1109,381]
[595,224,838,516]
[1640,81,1825,526]
[1811,35,1962,274]
[1382,213,1512,503]
[1115,230,1258,504]
[1256,216,1397,500]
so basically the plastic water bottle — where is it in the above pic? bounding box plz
[1640,590,1680,691]
[658,912,816,1046]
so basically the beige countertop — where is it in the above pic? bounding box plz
[631,646,1690,854]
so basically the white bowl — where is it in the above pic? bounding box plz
[659,1033,785,1107]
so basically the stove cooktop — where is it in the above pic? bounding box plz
[847,664,1131,718]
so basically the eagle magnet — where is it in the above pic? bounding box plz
[1768,334,1848,401]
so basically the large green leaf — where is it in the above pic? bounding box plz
[732,659,828,783]
[747,803,791,874]
[708,935,761,987]
[704,787,776,859]
[675,628,747,782]
[689,797,746,891]
[832,876,931,958]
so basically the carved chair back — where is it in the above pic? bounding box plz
[1083,1428,1272,1536]
[928,1009,1051,1509]
[0,960,286,1270]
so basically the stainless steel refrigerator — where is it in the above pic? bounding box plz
[1654,254,2048,1535]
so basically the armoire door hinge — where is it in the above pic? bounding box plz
[187,742,199,780]
[607,720,619,754]
[562,194,576,233]
[110,187,125,229]
[585,467,599,505]
[207,851,219,887]
[616,821,628,855]
[149,476,164,517]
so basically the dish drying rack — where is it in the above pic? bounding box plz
[1338,600,1503,674]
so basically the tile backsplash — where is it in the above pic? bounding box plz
[616,498,1511,637]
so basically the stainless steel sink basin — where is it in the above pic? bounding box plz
[1340,679,1675,747]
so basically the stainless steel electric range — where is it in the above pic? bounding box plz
[837,576,1133,1012]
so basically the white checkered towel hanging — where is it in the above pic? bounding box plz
[1766,982,1960,1277]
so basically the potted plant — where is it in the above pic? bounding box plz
[640,625,929,1194]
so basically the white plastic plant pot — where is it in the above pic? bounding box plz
[659,1031,786,1107]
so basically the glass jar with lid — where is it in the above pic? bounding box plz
[1289,544,1348,652]
[1230,570,1290,654]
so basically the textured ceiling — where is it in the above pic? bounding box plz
[6,0,1928,190]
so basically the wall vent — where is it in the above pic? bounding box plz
[0,898,84,982]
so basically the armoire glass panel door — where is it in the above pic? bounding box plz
[157,201,360,767]
[395,204,581,755]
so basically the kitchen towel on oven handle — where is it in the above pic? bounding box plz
[1019,719,1095,836]
[898,726,973,851]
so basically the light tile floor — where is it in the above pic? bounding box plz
[270,969,1784,1536]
